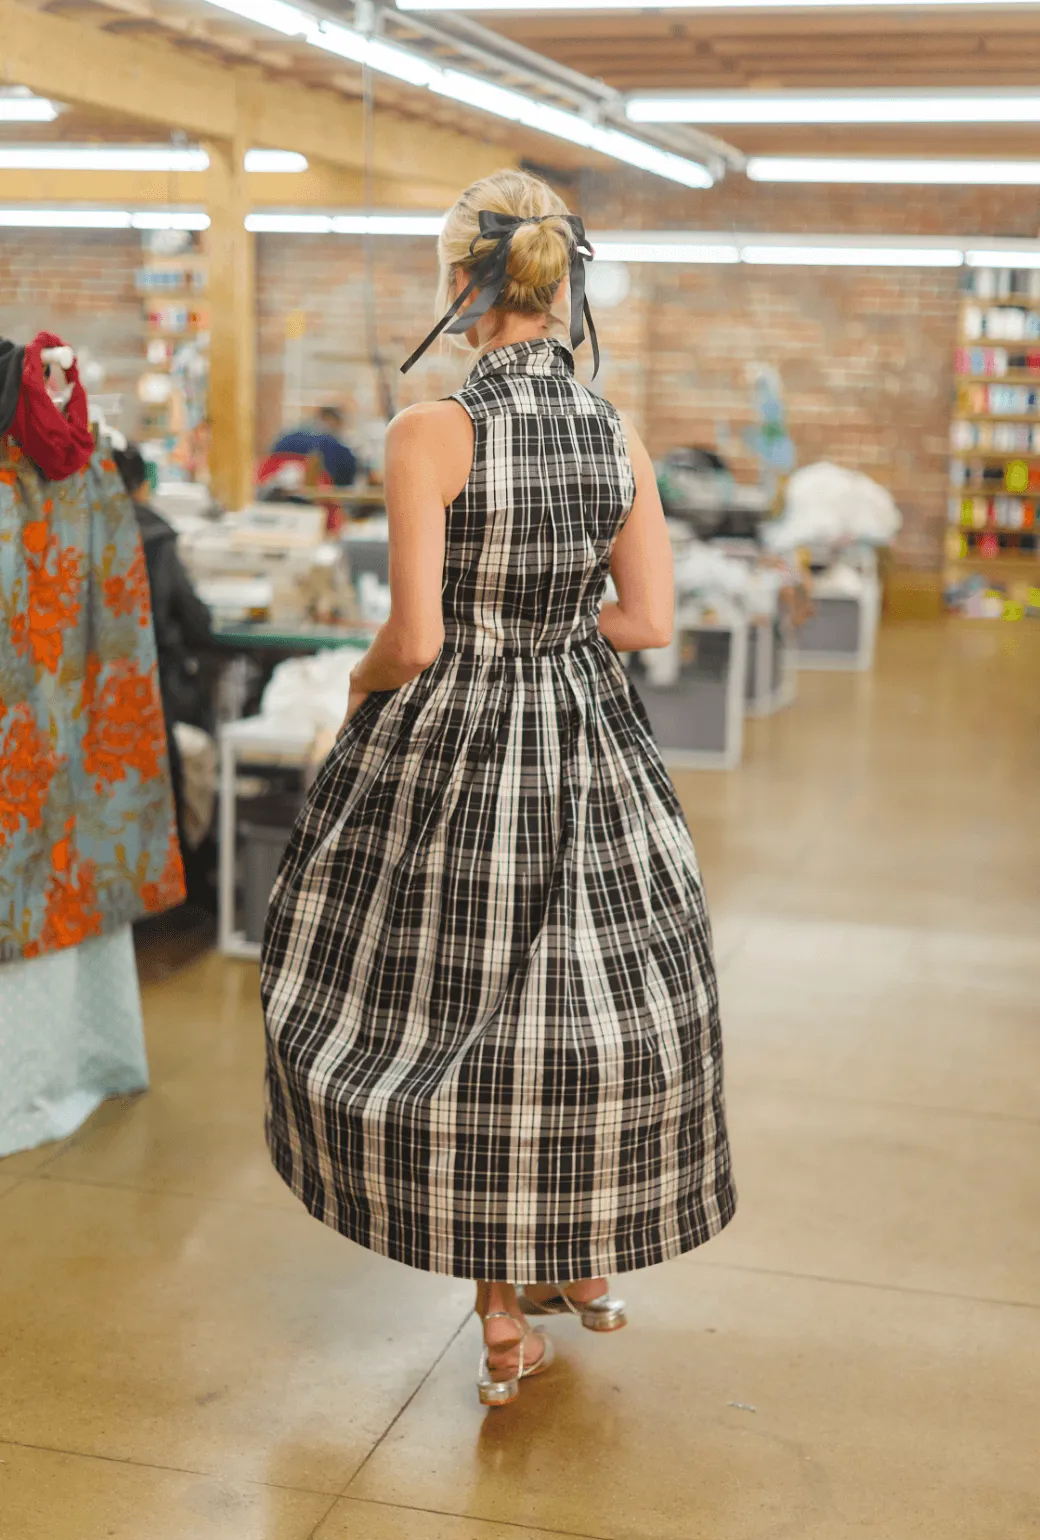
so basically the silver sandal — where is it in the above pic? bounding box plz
[516,1283,628,1333]
[477,1311,555,1407]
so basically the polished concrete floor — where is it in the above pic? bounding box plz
[2,620,1038,1540]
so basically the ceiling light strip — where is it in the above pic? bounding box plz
[397,0,1040,10]
[0,146,308,173]
[0,147,210,172]
[0,95,60,122]
[748,158,1040,186]
[0,209,210,230]
[194,0,712,187]
[629,90,1040,126]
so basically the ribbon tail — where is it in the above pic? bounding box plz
[584,297,600,379]
[568,244,599,378]
[443,238,513,335]
[400,275,480,374]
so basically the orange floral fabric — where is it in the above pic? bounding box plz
[0,442,185,962]
[81,655,167,792]
[0,700,58,847]
[11,516,81,674]
[102,541,150,626]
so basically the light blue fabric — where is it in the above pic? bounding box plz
[0,925,147,1157]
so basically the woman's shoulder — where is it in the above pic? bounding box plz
[387,399,473,445]
[385,400,475,501]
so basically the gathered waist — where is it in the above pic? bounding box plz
[440,621,603,661]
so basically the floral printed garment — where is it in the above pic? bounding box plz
[0,439,184,963]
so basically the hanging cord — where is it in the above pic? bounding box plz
[362,56,395,424]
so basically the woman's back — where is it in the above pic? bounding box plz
[444,338,634,656]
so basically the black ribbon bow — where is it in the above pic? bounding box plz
[400,210,599,377]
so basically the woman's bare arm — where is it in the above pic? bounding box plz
[599,421,674,652]
[347,401,473,705]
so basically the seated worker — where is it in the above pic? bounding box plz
[270,404,357,487]
[113,446,216,907]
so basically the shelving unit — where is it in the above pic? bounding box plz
[135,230,210,484]
[947,267,1040,620]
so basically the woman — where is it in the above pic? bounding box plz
[113,445,215,909]
[262,170,735,1407]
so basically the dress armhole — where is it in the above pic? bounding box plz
[610,409,638,530]
[447,393,476,426]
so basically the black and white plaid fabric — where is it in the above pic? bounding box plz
[262,338,735,1281]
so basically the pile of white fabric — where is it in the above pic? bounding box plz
[673,543,754,603]
[259,644,370,738]
[763,462,901,552]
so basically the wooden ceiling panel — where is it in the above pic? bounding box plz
[491,10,1040,94]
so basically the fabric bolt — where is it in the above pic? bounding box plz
[0,925,147,1158]
[0,439,184,963]
[262,338,735,1282]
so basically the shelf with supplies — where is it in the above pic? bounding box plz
[947,264,1040,619]
[953,414,1040,425]
[956,373,1040,385]
[949,449,1040,462]
[136,229,210,484]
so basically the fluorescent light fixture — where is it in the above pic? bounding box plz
[593,240,740,263]
[629,90,1040,126]
[0,146,210,172]
[0,208,131,228]
[966,249,1040,269]
[400,0,1040,8]
[0,207,208,230]
[0,143,308,174]
[199,0,315,36]
[312,21,443,86]
[197,0,712,187]
[748,157,1040,186]
[742,244,963,267]
[131,211,211,230]
[330,214,444,234]
[0,95,59,122]
[427,70,711,187]
[245,211,443,235]
[244,149,308,173]
[246,212,333,232]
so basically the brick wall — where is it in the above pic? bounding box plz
[0,230,146,440]
[6,174,1040,569]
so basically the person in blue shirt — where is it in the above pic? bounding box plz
[271,405,357,486]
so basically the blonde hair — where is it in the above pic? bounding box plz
[437,170,574,332]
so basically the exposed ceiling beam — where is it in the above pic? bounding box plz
[492,9,1040,42]
[0,0,511,183]
[0,164,459,207]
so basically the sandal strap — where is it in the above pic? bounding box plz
[479,1309,527,1381]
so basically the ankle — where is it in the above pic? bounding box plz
[481,1281,519,1319]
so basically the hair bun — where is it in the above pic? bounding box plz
[504,217,572,311]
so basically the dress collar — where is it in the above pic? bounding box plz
[467,337,574,386]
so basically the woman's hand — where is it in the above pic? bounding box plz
[342,682,370,732]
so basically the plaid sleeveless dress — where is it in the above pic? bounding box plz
[262,338,735,1282]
